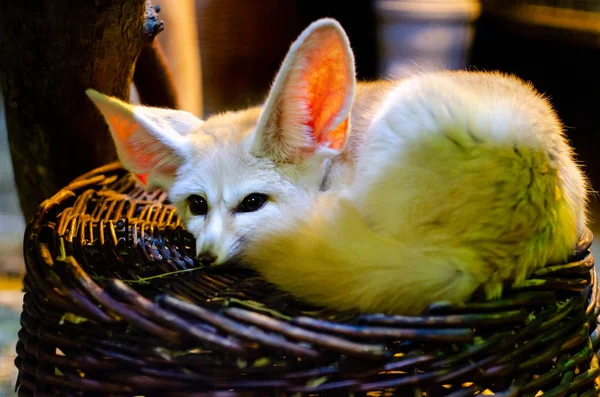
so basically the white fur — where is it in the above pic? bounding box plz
[245,71,588,314]
[87,19,589,315]
[252,18,355,162]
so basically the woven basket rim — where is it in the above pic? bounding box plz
[15,163,600,396]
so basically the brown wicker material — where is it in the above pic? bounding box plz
[15,162,600,396]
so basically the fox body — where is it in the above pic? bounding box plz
[86,19,588,315]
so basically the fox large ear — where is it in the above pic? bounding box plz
[86,89,202,189]
[251,18,356,162]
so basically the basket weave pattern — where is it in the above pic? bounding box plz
[15,163,600,396]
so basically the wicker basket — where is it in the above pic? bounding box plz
[15,163,600,396]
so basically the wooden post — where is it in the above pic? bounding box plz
[0,0,173,221]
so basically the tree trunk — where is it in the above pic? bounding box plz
[133,40,179,110]
[0,0,170,221]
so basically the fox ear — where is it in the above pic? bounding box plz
[86,89,202,189]
[252,18,355,162]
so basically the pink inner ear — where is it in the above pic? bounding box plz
[109,114,181,178]
[301,32,351,151]
[109,114,153,171]
[136,174,148,185]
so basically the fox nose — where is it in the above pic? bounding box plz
[198,253,217,267]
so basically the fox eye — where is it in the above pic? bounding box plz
[187,195,208,216]
[237,193,268,213]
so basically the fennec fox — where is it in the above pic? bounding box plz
[86,19,588,315]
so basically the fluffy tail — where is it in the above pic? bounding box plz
[243,71,588,316]
[243,190,487,315]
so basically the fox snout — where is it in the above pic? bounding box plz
[196,237,222,267]
[194,212,226,266]
[195,230,247,268]
[195,215,240,267]
[197,252,218,267]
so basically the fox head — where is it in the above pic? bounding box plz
[86,18,356,266]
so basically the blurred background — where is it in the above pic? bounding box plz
[1,0,600,394]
